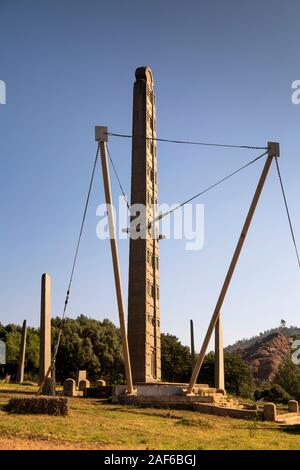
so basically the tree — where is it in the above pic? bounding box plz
[280,319,287,329]
[199,352,254,398]
[0,322,6,341]
[24,328,40,374]
[1,325,40,380]
[161,333,192,382]
[254,384,291,404]
[198,352,214,385]
[225,353,253,397]
[5,331,21,372]
[0,316,126,383]
[273,359,300,401]
[52,315,125,384]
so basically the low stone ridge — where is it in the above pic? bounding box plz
[6,397,69,416]
[235,332,291,383]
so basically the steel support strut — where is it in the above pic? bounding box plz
[186,142,279,395]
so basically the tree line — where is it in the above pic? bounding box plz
[1,315,300,402]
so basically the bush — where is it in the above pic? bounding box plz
[6,397,69,416]
[199,352,254,398]
[273,359,300,401]
[224,354,254,397]
[0,317,126,384]
[52,316,125,384]
[161,334,192,382]
[254,384,291,404]
[238,382,254,399]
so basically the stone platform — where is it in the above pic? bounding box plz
[113,382,219,398]
[112,382,259,420]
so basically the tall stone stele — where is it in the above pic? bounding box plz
[128,66,161,383]
[39,273,52,383]
[16,319,27,384]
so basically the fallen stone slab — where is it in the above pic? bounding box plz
[193,403,259,420]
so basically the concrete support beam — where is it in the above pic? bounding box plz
[97,136,134,395]
[190,319,195,370]
[187,149,275,395]
[39,273,51,383]
[214,317,225,391]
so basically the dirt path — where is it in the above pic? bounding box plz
[0,436,105,450]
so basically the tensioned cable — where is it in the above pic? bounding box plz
[107,144,130,211]
[52,141,101,362]
[275,157,300,269]
[107,132,267,151]
[38,142,101,394]
[38,146,267,393]
[147,150,268,228]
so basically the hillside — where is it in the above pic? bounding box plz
[233,332,292,383]
[225,326,300,353]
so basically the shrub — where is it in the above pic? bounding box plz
[199,352,254,398]
[273,359,300,401]
[254,384,291,404]
[161,334,192,382]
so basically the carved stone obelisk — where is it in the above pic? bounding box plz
[16,320,27,383]
[128,66,161,383]
[214,317,225,390]
[39,273,51,383]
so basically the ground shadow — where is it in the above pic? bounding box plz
[279,424,300,435]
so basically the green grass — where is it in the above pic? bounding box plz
[0,382,39,392]
[0,384,299,449]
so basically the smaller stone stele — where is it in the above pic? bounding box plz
[79,379,90,391]
[96,379,106,387]
[263,402,277,421]
[288,400,299,413]
[63,378,76,397]
[76,370,87,386]
[0,339,6,365]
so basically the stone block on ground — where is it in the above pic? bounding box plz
[79,379,90,391]
[6,397,68,416]
[288,400,299,413]
[263,403,277,421]
[96,379,106,387]
[63,378,76,397]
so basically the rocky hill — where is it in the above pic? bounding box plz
[225,326,300,353]
[234,332,292,383]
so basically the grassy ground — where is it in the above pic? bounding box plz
[0,384,299,450]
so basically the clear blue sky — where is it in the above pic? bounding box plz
[0,0,299,351]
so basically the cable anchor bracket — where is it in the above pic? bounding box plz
[268,141,280,158]
[95,126,108,142]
